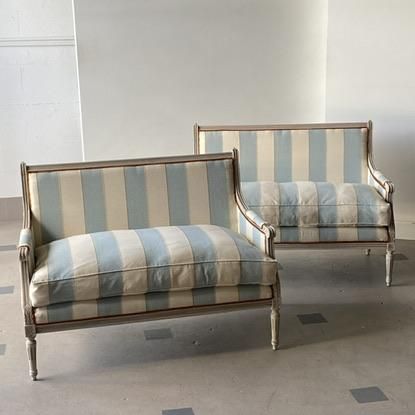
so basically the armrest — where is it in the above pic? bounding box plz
[368,167,394,202]
[236,207,276,258]
[18,228,33,262]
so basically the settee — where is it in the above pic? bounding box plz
[18,151,280,380]
[194,121,395,286]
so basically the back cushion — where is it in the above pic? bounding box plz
[199,128,369,184]
[28,159,237,246]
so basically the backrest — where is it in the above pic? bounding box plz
[23,153,238,246]
[195,122,371,184]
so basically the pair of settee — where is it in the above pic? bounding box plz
[18,121,394,380]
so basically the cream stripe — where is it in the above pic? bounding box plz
[222,130,240,151]
[291,130,309,181]
[326,129,344,183]
[122,295,146,314]
[112,230,148,294]
[336,184,358,226]
[102,167,128,230]
[297,181,318,226]
[69,234,99,302]
[186,162,211,224]
[59,170,86,238]
[336,228,358,241]
[199,132,206,153]
[28,174,43,247]
[299,228,320,242]
[157,226,195,289]
[169,290,193,308]
[145,164,170,226]
[72,300,98,321]
[215,286,239,303]
[256,131,274,181]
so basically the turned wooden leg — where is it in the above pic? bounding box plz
[270,297,280,351]
[26,337,38,381]
[365,248,371,256]
[386,243,395,287]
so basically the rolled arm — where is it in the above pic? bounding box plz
[237,208,276,258]
[18,228,33,262]
[368,167,394,202]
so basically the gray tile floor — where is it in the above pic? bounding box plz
[1,220,415,414]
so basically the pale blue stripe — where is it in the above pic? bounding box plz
[274,130,292,182]
[36,172,63,244]
[309,130,327,181]
[180,225,218,287]
[279,182,299,226]
[146,292,169,311]
[81,169,107,233]
[46,239,75,304]
[319,228,338,241]
[357,228,379,241]
[206,160,231,228]
[316,182,337,226]
[192,287,216,305]
[353,184,379,225]
[239,131,257,181]
[124,166,149,229]
[221,228,265,284]
[280,228,299,242]
[166,163,190,225]
[46,303,73,323]
[240,182,262,206]
[97,296,122,317]
[205,131,223,153]
[90,232,124,298]
[135,228,171,291]
[344,129,364,183]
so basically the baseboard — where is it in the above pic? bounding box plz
[0,197,22,221]
[395,221,415,240]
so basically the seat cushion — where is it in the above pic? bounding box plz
[34,285,273,324]
[241,181,391,228]
[30,225,277,308]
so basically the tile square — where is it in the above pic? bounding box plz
[297,313,327,325]
[350,386,388,403]
[144,328,173,340]
[162,408,194,415]
[394,253,408,261]
[0,244,16,252]
[0,344,6,355]
[0,285,14,295]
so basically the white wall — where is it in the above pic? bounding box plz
[326,0,415,231]
[0,0,82,198]
[74,0,328,160]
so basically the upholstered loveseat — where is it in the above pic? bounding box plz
[194,121,395,286]
[17,151,280,380]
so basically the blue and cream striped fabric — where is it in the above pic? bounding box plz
[33,285,273,324]
[29,225,278,308]
[199,128,369,184]
[28,160,237,246]
[241,181,391,228]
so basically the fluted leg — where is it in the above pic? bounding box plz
[386,243,394,287]
[365,249,371,256]
[26,337,38,381]
[270,297,280,351]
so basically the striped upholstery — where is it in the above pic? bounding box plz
[34,285,273,324]
[242,182,391,227]
[199,128,369,184]
[29,225,278,308]
[28,159,237,246]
